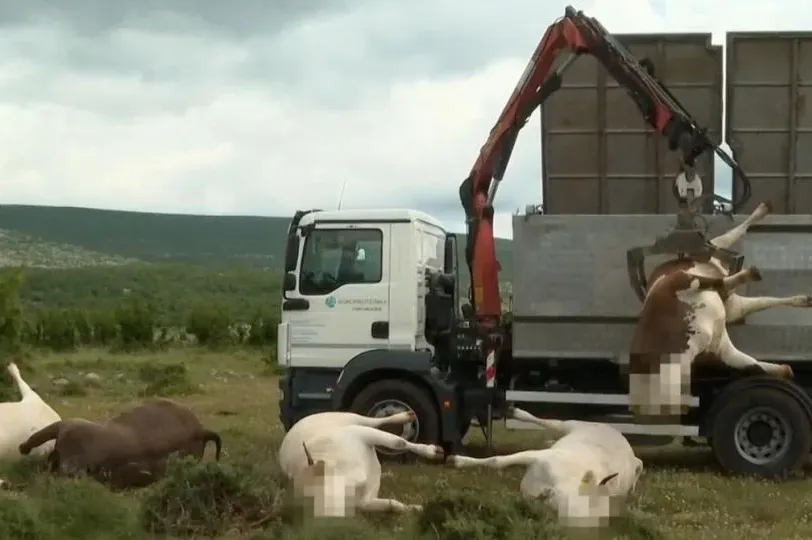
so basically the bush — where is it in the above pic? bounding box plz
[140,457,286,537]
[0,475,140,540]
[247,311,279,348]
[89,309,118,346]
[35,477,139,539]
[138,362,199,397]
[417,489,564,540]
[0,496,44,540]
[187,303,233,349]
[38,308,79,352]
[115,295,158,351]
[416,489,665,540]
[276,517,390,540]
[0,267,25,353]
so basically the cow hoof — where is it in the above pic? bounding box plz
[748,267,762,282]
[407,504,423,512]
[779,364,794,378]
[801,295,812,307]
[755,201,773,218]
[427,445,444,460]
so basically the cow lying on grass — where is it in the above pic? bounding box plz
[18,398,221,489]
[446,406,642,528]
[0,363,61,460]
[630,201,801,421]
[279,410,444,517]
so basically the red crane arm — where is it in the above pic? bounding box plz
[458,5,745,332]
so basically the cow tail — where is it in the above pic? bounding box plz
[19,421,63,455]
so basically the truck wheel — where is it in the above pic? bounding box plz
[349,378,440,460]
[709,386,812,478]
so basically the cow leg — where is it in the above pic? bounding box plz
[355,411,416,429]
[344,425,444,461]
[447,450,543,470]
[725,292,812,323]
[710,201,771,250]
[358,498,421,513]
[716,332,793,377]
[722,267,762,291]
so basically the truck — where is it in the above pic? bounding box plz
[276,6,812,478]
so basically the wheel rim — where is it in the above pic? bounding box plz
[367,399,419,455]
[733,406,791,466]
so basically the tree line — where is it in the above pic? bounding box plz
[0,267,280,354]
[19,263,283,325]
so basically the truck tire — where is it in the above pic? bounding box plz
[349,378,441,461]
[709,386,812,478]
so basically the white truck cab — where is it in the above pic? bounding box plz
[277,208,461,431]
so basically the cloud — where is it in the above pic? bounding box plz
[1,0,811,239]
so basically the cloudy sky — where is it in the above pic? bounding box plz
[1,0,809,238]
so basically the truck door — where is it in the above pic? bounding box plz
[282,223,391,369]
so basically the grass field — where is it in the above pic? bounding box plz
[2,349,812,539]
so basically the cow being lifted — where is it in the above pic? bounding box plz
[629,201,807,420]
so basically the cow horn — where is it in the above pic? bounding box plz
[302,442,314,466]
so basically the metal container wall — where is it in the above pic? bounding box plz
[512,213,812,362]
[541,33,723,215]
[726,32,812,214]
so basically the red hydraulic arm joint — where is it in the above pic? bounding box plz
[458,5,745,338]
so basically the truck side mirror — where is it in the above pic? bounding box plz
[283,272,296,292]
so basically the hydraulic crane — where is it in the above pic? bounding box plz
[459,5,752,369]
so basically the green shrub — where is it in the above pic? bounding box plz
[114,295,157,351]
[277,517,391,540]
[0,456,52,488]
[90,309,118,346]
[186,302,233,349]
[247,311,279,348]
[38,308,79,352]
[0,267,25,353]
[138,362,198,397]
[140,457,285,537]
[34,477,139,539]
[57,378,88,397]
[0,475,139,540]
[0,496,44,540]
[417,489,564,540]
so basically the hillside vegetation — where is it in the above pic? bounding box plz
[0,204,514,278]
[0,229,136,268]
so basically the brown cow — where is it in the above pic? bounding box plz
[629,201,804,422]
[18,398,221,489]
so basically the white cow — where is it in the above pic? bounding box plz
[629,201,803,418]
[278,410,444,517]
[0,363,61,459]
[447,407,643,528]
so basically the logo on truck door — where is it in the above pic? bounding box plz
[324,295,386,311]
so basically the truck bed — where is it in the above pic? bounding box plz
[511,213,812,363]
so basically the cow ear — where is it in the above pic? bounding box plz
[599,472,619,486]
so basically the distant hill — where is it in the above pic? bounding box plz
[0,205,514,279]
